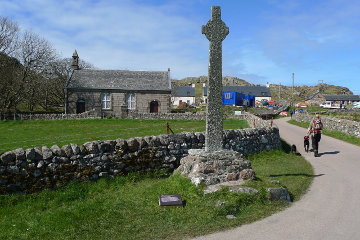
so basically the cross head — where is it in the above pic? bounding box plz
[202,6,229,43]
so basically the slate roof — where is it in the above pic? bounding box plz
[203,86,271,97]
[324,94,360,101]
[66,69,170,91]
[172,86,195,97]
[306,91,322,100]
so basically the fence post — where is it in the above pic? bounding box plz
[253,119,255,128]
[166,121,169,134]
[30,113,32,121]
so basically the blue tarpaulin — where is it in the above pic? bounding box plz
[243,94,255,106]
[222,92,244,106]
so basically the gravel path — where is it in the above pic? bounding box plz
[191,117,360,240]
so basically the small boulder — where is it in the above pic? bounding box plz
[34,147,43,161]
[83,141,100,154]
[13,148,26,161]
[1,151,16,165]
[135,137,148,149]
[37,160,45,169]
[99,172,109,177]
[79,145,87,155]
[51,145,66,157]
[115,139,128,152]
[226,173,239,181]
[62,145,74,158]
[149,137,161,147]
[239,169,256,180]
[267,188,291,202]
[42,146,53,160]
[228,186,258,195]
[70,143,80,155]
[127,138,139,152]
[25,148,36,161]
[99,141,112,153]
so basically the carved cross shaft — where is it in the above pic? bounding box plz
[202,6,229,152]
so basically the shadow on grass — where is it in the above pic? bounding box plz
[281,139,302,155]
[269,173,325,178]
[281,139,292,154]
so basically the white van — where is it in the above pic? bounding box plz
[320,101,340,109]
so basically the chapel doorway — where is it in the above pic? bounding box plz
[76,99,85,113]
[150,101,159,113]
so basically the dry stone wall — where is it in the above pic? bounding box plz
[127,111,272,130]
[292,113,360,138]
[127,111,207,120]
[0,127,281,194]
[2,109,98,121]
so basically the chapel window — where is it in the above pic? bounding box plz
[101,93,111,109]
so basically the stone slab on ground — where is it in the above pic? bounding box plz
[204,180,245,194]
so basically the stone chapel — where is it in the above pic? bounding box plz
[65,51,171,116]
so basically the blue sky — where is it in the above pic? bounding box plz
[1,0,360,93]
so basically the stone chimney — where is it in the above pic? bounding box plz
[168,68,171,89]
[72,50,79,70]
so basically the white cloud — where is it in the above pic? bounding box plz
[0,0,208,79]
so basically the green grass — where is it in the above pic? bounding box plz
[0,142,313,240]
[288,119,360,146]
[245,141,314,201]
[0,119,248,154]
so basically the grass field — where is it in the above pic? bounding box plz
[0,119,249,154]
[0,141,313,240]
[288,119,360,146]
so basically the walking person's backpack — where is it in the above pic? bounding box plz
[313,119,322,134]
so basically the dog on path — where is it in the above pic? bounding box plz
[304,136,310,153]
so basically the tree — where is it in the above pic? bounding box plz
[0,16,95,112]
[0,17,21,113]
[0,16,19,55]
[0,53,23,112]
[16,31,57,111]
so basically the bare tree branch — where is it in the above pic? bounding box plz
[0,16,19,55]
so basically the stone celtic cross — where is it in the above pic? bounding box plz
[202,6,229,152]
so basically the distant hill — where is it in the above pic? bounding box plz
[171,76,253,86]
[269,84,353,103]
[171,76,355,104]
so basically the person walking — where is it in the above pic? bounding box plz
[308,114,323,157]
